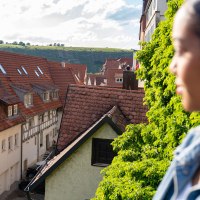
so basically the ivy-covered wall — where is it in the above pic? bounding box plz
[92,0,200,199]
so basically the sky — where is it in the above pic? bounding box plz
[0,0,142,49]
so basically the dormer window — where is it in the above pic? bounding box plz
[7,104,18,117]
[24,93,33,107]
[52,90,58,100]
[13,104,18,115]
[8,106,12,117]
[43,91,50,101]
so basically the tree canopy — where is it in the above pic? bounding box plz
[92,0,200,199]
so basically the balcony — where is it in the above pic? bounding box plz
[22,116,58,141]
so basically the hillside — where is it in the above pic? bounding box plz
[0,44,133,73]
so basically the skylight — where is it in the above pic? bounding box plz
[21,66,28,75]
[37,66,43,75]
[17,69,22,75]
[0,64,6,74]
[34,70,40,77]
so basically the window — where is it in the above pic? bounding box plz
[53,110,56,116]
[0,64,6,74]
[21,66,28,75]
[24,93,33,107]
[28,118,34,128]
[52,90,58,100]
[43,91,50,101]
[39,114,45,124]
[13,104,18,115]
[2,139,6,152]
[14,133,19,147]
[8,136,13,151]
[40,132,43,147]
[8,106,12,117]
[115,78,123,83]
[37,66,43,75]
[91,138,116,166]
[34,70,40,77]
[53,127,57,137]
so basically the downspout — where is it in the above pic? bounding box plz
[20,124,23,180]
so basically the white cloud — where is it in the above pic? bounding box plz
[0,0,142,49]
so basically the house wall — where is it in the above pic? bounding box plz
[22,110,60,174]
[0,124,21,195]
[145,0,167,42]
[45,123,118,200]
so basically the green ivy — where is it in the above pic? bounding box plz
[92,0,200,199]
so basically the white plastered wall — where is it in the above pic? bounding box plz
[0,124,21,195]
[45,123,118,200]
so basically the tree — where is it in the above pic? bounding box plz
[19,41,25,46]
[92,0,196,199]
[12,41,18,45]
[0,40,4,44]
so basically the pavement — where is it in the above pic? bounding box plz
[0,188,44,200]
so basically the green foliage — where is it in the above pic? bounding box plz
[93,0,200,199]
[0,44,132,73]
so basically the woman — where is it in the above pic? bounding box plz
[153,0,200,199]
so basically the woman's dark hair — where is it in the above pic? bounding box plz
[184,0,200,37]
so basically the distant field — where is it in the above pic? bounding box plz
[0,44,134,73]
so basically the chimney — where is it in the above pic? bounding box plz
[61,62,65,68]
[122,71,138,90]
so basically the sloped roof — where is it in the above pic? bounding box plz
[0,51,62,131]
[48,61,78,104]
[86,74,106,86]
[57,84,147,152]
[65,63,87,83]
[25,106,127,192]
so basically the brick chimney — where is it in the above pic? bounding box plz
[122,71,138,90]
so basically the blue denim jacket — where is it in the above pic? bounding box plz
[153,126,200,200]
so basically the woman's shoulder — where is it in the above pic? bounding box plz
[175,126,200,155]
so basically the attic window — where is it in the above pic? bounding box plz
[21,66,28,75]
[34,70,40,77]
[52,90,58,100]
[43,91,50,101]
[91,138,116,167]
[17,69,22,75]
[24,93,33,108]
[0,64,6,74]
[37,66,43,75]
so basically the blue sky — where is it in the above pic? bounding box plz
[0,0,142,49]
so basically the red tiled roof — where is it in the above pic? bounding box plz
[26,106,127,192]
[86,74,106,86]
[57,84,147,152]
[0,51,62,131]
[65,63,87,83]
[48,61,78,105]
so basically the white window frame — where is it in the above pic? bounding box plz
[8,136,13,151]
[8,106,12,117]
[24,93,33,107]
[13,104,18,115]
[2,139,6,152]
[52,90,58,100]
[14,133,19,147]
[43,91,50,101]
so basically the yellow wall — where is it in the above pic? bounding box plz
[45,123,118,200]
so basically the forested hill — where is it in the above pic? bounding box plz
[0,44,133,73]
